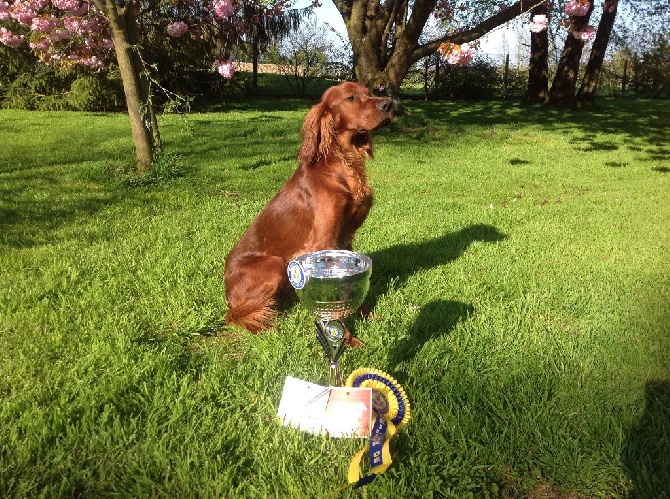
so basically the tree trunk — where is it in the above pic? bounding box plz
[621,58,628,98]
[576,2,618,105]
[124,2,160,149]
[252,34,259,91]
[548,3,594,108]
[423,57,429,100]
[503,53,510,98]
[524,3,549,104]
[94,0,154,172]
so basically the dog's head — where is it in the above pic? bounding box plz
[299,82,394,165]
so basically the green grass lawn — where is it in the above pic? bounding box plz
[1,98,669,498]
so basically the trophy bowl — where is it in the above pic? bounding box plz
[287,250,372,320]
[287,249,372,386]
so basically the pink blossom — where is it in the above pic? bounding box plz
[573,24,595,41]
[80,55,104,70]
[52,0,87,14]
[29,36,52,53]
[0,1,10,21]
[31,15,58,33]
[0,27,24,48]
[52,0,80,10]
[212,0,234,18]
[457,45,475,64]
[565,0,590,17]
[529,14,548,33]
[98,37,113,50]
[10,1,38,24]
[51,28,72,41]
[1,0,111,70]
[214,58,234,78]
[439,42,475,65]
[166,21,188,37]
[63,16,97,35]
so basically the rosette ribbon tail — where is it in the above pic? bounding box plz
[339,368,411,490]
[347,411,397,488]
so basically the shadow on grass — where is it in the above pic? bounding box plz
[0,151,192,248]
[367,223,506,308]
[622,379,670,498]
[364,223,504,371]
[389,299,473,369]
[0,188,121,248]
[393,99,670,166]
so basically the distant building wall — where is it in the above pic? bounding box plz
[234,62,303,75]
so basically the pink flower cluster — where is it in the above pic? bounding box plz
[565,0,591,17]
[213,0,235,18]
[166,21,188,37]
[0,26,24,47]
[0,1,10,21]
[10,0,47,24]
[31,15,57,32]
[214,58,234,78]
[529,14,548,33]
[0,0,282,76]
[438,42,475,65]
[52,0,89,15]
[573,25,595,41]
[0,0,113,68]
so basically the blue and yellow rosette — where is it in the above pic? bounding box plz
[343,368,411,489]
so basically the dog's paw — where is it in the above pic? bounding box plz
[344,328,366,348]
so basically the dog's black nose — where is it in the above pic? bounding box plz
[378,99,393,112]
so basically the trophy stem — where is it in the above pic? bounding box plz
[329,362,343,387]
[315,319,347,386]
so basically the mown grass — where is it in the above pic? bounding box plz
[1,98,669,498]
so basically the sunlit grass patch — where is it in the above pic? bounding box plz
[1,99,669,497]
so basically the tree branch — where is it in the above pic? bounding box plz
[412,0,546,60]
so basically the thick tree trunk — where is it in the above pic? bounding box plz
[524,3,549,104]
[548,3,594,108]
[576,2,618,105]
[94,0,154,172]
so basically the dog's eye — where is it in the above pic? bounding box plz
[345,95,356,101]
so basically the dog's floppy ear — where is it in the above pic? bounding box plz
[298,103,334,165]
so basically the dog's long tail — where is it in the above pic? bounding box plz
[225,301,277,334]
[224,253,286,333]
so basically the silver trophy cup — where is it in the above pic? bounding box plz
[287,250,372,386]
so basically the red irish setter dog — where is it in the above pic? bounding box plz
[224,82,394,333]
